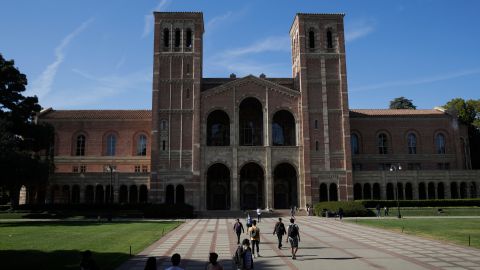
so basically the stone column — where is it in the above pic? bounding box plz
[231,86,240,210]
[264,86,273,209]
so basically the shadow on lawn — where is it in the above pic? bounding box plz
[0,249,129,270]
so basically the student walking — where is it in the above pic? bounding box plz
[246,213,252,229]
[206,252,224,270]
[165,253,184,270]
[233,218,245,244]
[272,217,286,249]
[376,204,381,217]
[256,208,262,222]
[287,218,300,260]
[233,239,254,270]
[290,205,296,217]
[248,220,261,257]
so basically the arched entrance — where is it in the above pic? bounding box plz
[240,162,264,209]
[273,163,297,209]
[319,183,328,202]
[176,184,185,204]
[207,163,230,210]
[239,98,263,146]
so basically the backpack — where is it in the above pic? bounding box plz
[275,222,285,234]
[288,224,298,238]
[250,227,258,238]
[243,249,253,269]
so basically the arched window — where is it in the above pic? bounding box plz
[353,183,362,200]
[315,141,319,151]
[373,183,381,200]
[176,185,185,204]
[436,133,446,154]
[106,134,116,156]
[407,133,417,154]
[308,29,315,48]
[239,98,263,146]
[136,134,147,156]
[378,133,388,154]
[76,135,85,156]
[207,110,230,146]
[329,183,338,201]
[327,30,333,48]
[351,134,359,155]
[185,28,192,48]
[174,29,181,48]
[272,110,296,146]
[163,28,170,47]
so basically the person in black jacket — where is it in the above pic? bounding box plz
[233,239,254,270]
[272,217,286,249]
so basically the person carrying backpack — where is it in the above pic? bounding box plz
[248,220,261,258]
[287,218,300,260]
[233,218,245,244]
[272,217,286,249]
[233,239,254,270]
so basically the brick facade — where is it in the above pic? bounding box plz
[37,12,479,208]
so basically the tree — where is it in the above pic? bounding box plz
[444,98,480,169]
[0,53,54,206]
[389,96,417,109]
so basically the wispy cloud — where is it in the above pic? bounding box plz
[351,68,480,92]
[30,18,94,99]
[206,11,233,30]
[205,35,291,77]
[345,20,375,42]
[45,68,151,108]
[142,0,170,38]
[225,36,290,57]
[115,55,126,70]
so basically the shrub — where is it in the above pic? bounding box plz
[313,201,373,217]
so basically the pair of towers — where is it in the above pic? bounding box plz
[150,12,352,209]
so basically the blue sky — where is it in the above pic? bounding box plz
[1,0,479,110]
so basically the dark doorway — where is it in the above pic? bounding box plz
[329,183,338,201]
[418,182,426,200]
[166,184,174,205]
[273,163,297,209]
[363,183,371,199]
[428,182,436,199]
[139,185,148,203]
[176,184,185,204]
[354,183,362,200]
[405,183,413,200]
[95,185,104,204]
[240,163,264,209]
[386,183,394,200]
[437,182,445,199]
[451,182,458,199]
[207,164,230,210]
[319,183,328,202]
[373,183,381,200]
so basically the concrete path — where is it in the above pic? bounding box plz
[117,216,480,270]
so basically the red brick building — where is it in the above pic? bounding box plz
[37,12,479,209]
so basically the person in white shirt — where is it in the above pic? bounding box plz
[256,208,261,222]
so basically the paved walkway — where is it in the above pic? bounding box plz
[117,217,480,270]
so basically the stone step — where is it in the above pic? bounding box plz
[196,208,308,218]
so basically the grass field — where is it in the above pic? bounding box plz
[368,207,480,217]
[350,218,480,249]
[0,221,181,270]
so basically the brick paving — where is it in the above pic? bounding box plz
[117,217,480,270]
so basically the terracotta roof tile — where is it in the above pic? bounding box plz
[39,109,152,120]
[350,109,447,117]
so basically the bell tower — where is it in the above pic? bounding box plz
[150,12,204,205]
[290,13,353,202]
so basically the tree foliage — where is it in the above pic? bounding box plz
[389,96,417,109]
[444,98,480,169]
[0,53,54,205]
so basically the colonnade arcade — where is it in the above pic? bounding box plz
[48,184,149,204]
[206,162,298,210]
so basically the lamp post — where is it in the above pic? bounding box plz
[390,164,402,218]
[105,165,116,221]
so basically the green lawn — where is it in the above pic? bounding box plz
[369,207,480,217]
[0,221,181,269]
[350,218,480,249]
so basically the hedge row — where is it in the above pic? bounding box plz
[313,201,374,217]
[3,203,195,218]
[358,199,480,208]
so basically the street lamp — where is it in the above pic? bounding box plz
[390,164,402,218]
[105,165,116,221]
